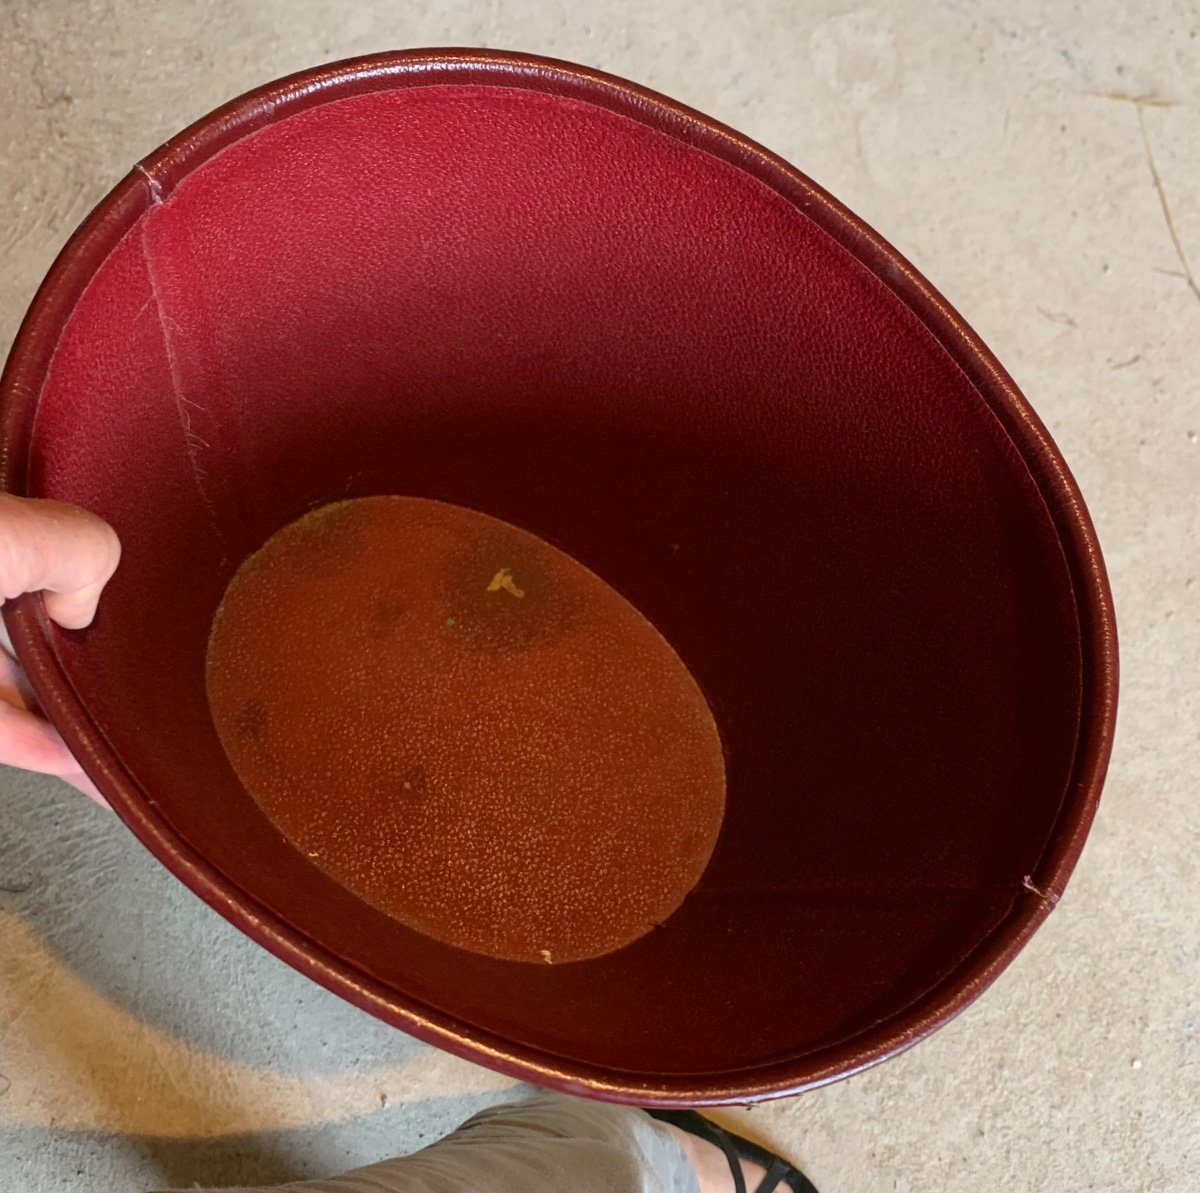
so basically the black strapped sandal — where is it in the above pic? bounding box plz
[646,1108,821,1193]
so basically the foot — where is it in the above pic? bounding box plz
[664,1122,772,1193]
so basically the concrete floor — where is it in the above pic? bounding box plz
[1,2,1197,1189]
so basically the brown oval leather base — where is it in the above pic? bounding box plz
[206,496,727,964]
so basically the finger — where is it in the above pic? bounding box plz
[0,697,110,809]
[0,698,90,779]
[0,644,39,712]
[44,576,116,632]
[0,495,121,629]
[62,769,111,809]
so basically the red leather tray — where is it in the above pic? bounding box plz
[0,50,1117,1103]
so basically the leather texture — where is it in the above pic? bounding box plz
[0,49,1117,1103]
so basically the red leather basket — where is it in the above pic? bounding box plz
[0,50,1117,1103]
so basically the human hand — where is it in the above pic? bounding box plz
[0,494,121,806]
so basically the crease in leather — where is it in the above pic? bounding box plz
[137,219,225,545]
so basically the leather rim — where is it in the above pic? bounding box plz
[0,48,1118,1104]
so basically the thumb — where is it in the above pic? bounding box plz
[0,496,121,629]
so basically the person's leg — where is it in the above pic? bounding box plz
[150,1091,700,1193]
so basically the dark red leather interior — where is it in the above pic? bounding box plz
[1,52,1115,1101]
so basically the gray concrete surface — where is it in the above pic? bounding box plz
[1,2,1197,1190]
